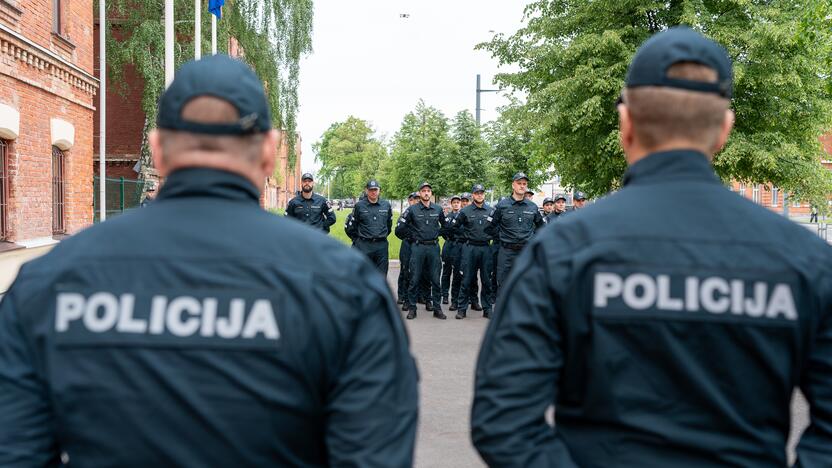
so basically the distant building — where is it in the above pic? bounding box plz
[0,0,97,248]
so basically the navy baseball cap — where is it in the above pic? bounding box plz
[542,197,553,205]
[573,191,587,200]
[471,184,485,193]
[419,181,432,190]
[625,26,733,99]
[301,173,314,181]
[366,179,380,189]
[513,172,529,181]
[526,189,535,195]
[461,192,471,200]
[157,54,272,134]
[554,193,567,201]
[450,194,461,201]
[409,192,419,199]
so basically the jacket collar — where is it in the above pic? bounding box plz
[622,149,720,186]
[157,168,260,204]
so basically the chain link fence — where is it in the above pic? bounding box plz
[93,177,149,222]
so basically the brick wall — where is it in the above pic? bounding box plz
[0,0,96,242]
[261,131,301,210]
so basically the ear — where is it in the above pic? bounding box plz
[149,130,168,177]
[618,104,634,155]
[260,129,278,177]
[713,109,735,153]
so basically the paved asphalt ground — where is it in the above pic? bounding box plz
[385,263,811,467]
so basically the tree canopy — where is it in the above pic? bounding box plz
[478,0,832,202]
[313,116,388,199]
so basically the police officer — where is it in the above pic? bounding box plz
[461,192,472,209]
[440,195,463,308]
[488,172,545,293]
[0,55,418,467]
[395,192,419,307]
[460,192,481,311]
[472,27,832,467]
[452,184,494,319]
[545,193,568,223]
[285,172,337,232]
[350,179,393,275]
[541,197,554,217]
[571,191,588,210]
[524,188,534,200]
[398,182,451,320]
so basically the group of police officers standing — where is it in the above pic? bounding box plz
[286,171,590,321]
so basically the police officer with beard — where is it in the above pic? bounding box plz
[0,55,418,467]
[472,27,832,467]
[452,184,493,319]
[488,172,545,294]
[398,182,451,320]
[286,173,337,232]
[350,180,392,275]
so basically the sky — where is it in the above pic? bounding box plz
[295,0,528,174]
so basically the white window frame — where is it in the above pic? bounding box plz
[771,187,779,207]
[752,184,761,204]
[738,183,746,197]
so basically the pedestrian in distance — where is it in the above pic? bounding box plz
[0,54,418,467]
[349,180,393,275]
[285,172,337,232]
[810,204,818,223]
[488,172,545,294]
[140,182,156,207]
[398,182,452,320]
[452,184,494,319]
[472,26,832,467]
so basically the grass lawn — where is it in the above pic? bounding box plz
[270,208,403,260]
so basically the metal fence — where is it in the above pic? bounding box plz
[93,176,149,222]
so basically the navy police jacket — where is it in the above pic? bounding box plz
[351,197,393,240]
[453,202,494,244]
[398,201,450,243]
[472,150,832,468]
[487,197,545,245]
[285,192,336,231]
[0,168,418,467]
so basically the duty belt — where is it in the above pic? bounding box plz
[467,240,490,247]
[501,241,526,251]
[414,239,438,246]
[359,237,388,243]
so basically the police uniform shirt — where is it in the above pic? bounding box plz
[546,210,566,224]
[400,201,450,242]
[352,197,393,240]
[0,168,418,467]
[442,210,462,242]
[454,203,493,244]
[286,192,336,231]
[471,150,832,467]
[488,197,545,245]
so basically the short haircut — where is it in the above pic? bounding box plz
[623,62,730,151]
[158,96,266,162]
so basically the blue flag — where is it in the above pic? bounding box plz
[209,0,224,19]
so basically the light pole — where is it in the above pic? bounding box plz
[475,74,500,126]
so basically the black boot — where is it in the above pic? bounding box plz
[406,309,417,320]
[455,310,466,320]
[433,308,447,320]
[426,303,434,312]
[483,310,491,319]
[449,303,457,311]
[442,297,449,304]
[397,298,404,305]
[401,302,409,311]
[471,302,483,311]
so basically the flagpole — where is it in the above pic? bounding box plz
[211,12,217,54]
[99,0,106,221]
[164,0,174,87]
[195,0,201,60]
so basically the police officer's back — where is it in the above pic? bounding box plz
[472,28,832,467]
[0,55,418,467]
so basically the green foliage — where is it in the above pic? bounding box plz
[313,116,388,199]
[102,0,313,168]
[444,111,491,195]
[384,101,456,200]
[483,103,552,195]
[478,0,832,202]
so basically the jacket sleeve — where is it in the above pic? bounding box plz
[344,213,358,241]
[394,209,411,240]
[452,210,467,238]
[485,205,500,240]
[386,202,393,237]
[325,264,418,466]
[471,242,578,467]
[285,199,296,219]
[0,288,60,466]
[794,276,832,467]
[323,200,337,229]
[534,207,546,231]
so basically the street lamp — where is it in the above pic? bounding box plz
[476,74,500,126]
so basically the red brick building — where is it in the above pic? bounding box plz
[0,0,97,248]
[730,135,832,215]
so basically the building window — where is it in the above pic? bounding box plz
[752,184,761,203]
[0,140,8,241]
[52,0,62,34]
[738,183,746,197]
[52,146,65,234]
[771,187,779,207]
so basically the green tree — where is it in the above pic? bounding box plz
[103,0,313,171]
[444,111,491,195]
[483,106,551,196]
[313,117,388,199]
[385,101,455,200]
[479,0,832,202]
